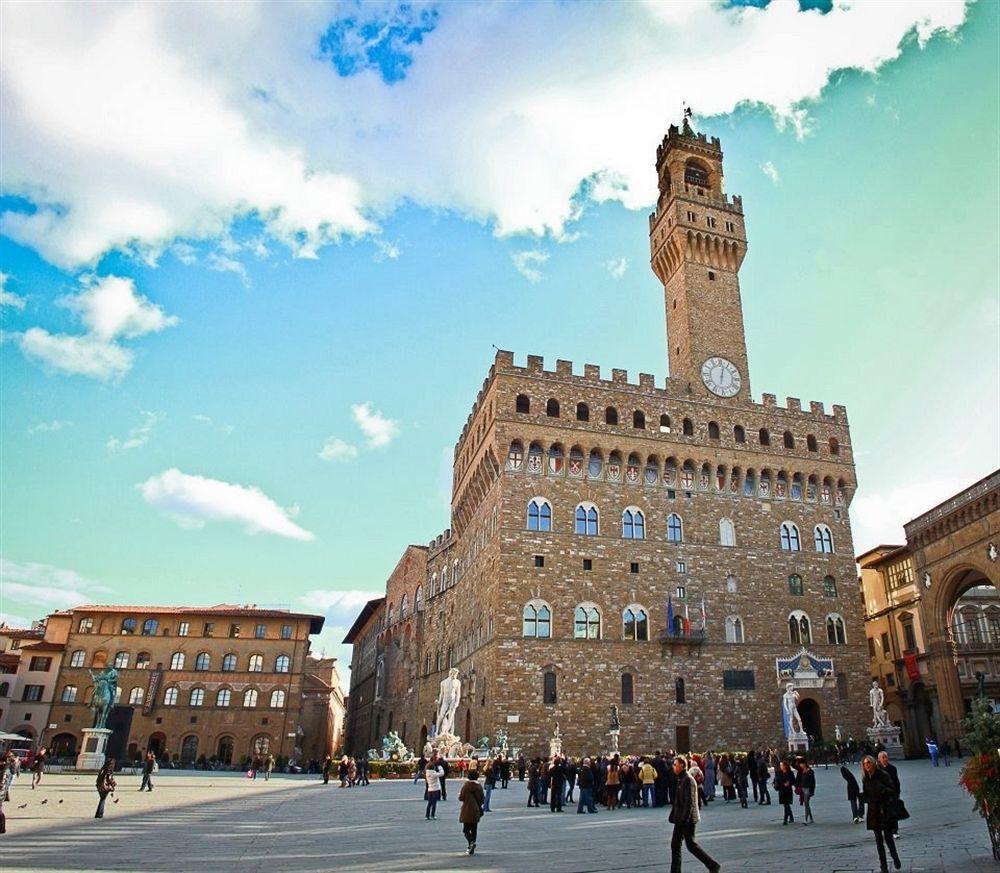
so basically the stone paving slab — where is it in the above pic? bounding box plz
[0,761,993,872]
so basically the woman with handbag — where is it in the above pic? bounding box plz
[458,769,485,855]
[861,755,901,872]
[773,759,796,825]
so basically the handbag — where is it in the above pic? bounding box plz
[888,796,910,820]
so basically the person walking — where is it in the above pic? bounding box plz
[264,754,275,781]
[139,752,155,792]
[641,757,657,808]
[517,754,526,782]
[482,758,497,813]
[840,764,863,822]
[322,755,333,785]
[669,755,720,873]
[30,747,47,789]
[458,769,485,855]
[877,751,904,838]
[424,756,445,820]
[735,758,749,809]
[526,758,540,808]
[924,737,939,766]
[576,757,598,813]
[774,760,796,824]
[756,755,771,805]
[564,756,577,803]
[94,759,117,819]
[861,755,901,872]
[548,756,565,812]
[702,752,716,803]
[439,756,450,802]
[797,760,815,824]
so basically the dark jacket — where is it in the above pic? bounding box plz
[756,759,769,782]
[840,765,860,799]
[879,762,900,795]
[142,758,155,775]
[862,767,897,832]
[577,765,595,789]
[798,768,816,797]
[669,770,698,825]
[773,768,796,804]
[458,779,485,824]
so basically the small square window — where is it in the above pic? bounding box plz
[254,624,266,639]
[534,555,544,568]
[630,562,639,574]
[667,489,676,500]
[583,559,592,571]
[190,716,197,724]
[229,624,240,638]
[280,625,292,640]
[834,509,842,520]
[262,717,269,726]
[155,717,163,724]
[203,622,214,637]
[708,271,715,280]
[676,561,686,574]
[64,714,72,722]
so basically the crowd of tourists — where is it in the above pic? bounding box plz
[413,746,912,872]
[321,754,370,787]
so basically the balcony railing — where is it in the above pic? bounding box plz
[658,628,706,646]
[954,631,1000,653]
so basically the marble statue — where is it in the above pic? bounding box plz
[435,668,461,737]
[88,666,118,730]
[381,730,412,761]
[869,680,889,728]
[782,682,804,735]
[835,724,842,743]
[609,704,620,731]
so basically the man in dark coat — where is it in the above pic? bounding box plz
[439,756,450,801]
[747,750,759,803]
[548,756,565,812]
[756,756,771,804]
[653,752,668,807]
[500,757,511,788]
[517,754,526,781]
[668,756,720,873]
[576,756,597,813]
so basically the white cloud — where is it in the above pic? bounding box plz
[16,274,178,381]
[193,414,234,436]
[374,238,401,261]
[318,436,359,462]
[28,419,72,434]
[511,250,548,283]
[206,251,249,284]
[0,557,112,610]
[139,468,315,541]
[351,402,399,448]
[0,2,970,268]
[0,611,32,628]
[107,410,163,452]
[0,272,26,310]
[606,257,628,279]
[761,160,781,185]
[299,588,382,626]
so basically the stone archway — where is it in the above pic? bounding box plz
[797,698,823,742]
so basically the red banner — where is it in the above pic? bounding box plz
[904,652,920,681]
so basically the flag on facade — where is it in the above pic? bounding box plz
[667,595,675,635]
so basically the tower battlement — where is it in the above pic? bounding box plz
[656,123,722,168]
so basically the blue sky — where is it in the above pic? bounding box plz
[1,0,997,682]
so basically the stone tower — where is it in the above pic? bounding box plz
[649,115,751,401]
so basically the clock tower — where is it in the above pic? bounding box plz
[649,116,751,400]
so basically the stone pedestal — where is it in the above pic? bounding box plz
[608,729,620,756]
[787,730,810,753]
[549,735,563,758]
[867,724,904,756]
[76,728,112,770]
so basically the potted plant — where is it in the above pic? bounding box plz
[958,697,1000,860]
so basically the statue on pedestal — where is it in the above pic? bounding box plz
[88,666,118,730]
[869,680,889,728]
[609,704,620,731]
[782,682,804,736]
[435,668,462,738]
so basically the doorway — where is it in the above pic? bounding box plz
[797,698,823,741]
[675,725,690,753]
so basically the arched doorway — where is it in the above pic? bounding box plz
[50,733,77,758]
[217,736,234,765]
[797,698,823,742]
[147,732,166,758]
[181,734,199,765]
[910,682,935,742]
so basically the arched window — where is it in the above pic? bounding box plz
[243,688,258,708]
[543,671,557,704]
[633,410,646,429]
[170,652,185,671]
[270,689,285,708]
[788,574,804,596]
[70,649,85,668]
[400,594,410,619]
[759,428,771,446]
[121,617,137,635]
[734,425,746,443]
[621,673,634,705]
[659,414,671,432]
[725,616,744,644]
[788,611,811,645]
[141,618,158,636]
[522,601,552,638]
[780,522,801,551]
[526,498,552,531]
[826,614,847,645]
[783,431,794,449]
[791,473,804,500]
[114,651,129,669]
[163,687,179,706]
[546,398,560,418]
[221,654,237,672]
[607,451,622,482]
[216,688,231,707]
[667,513,683,543]
[506,440,524,471]
[682,418,694,436]
[415,585,424,612]
[623,606,649,641]
[726,573,737,593]
[829,437,840,455]
[190,688,205,707]
[515,394,530,413]
[136,652,150,670]
[248,654,263,672]
[194,652,210,671]
[576,402,589,421]
[719,518,735,547]
[675,677,686,704]
[626,453,641,484]
[684,159,709,188]
[575,502,599,536]
[61,685,78,703]
[129,687,144,705]
[622,508,645,540]
[807,434,818,452]
[181,735,199,764]
[708,421,720,440]
[275,654,290,673]
[605,406,619,425]
[574,604,602,639]
[814,524,834,553]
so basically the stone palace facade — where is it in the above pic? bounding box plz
[344,120,870,757]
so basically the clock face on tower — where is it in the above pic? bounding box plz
[701,357,742,397]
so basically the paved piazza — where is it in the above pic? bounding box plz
[1,760,993,872]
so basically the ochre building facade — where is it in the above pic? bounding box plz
[345,122,870,758]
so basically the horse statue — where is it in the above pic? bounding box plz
[88,666,118,730]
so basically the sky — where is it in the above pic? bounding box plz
[1,0,998,689]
